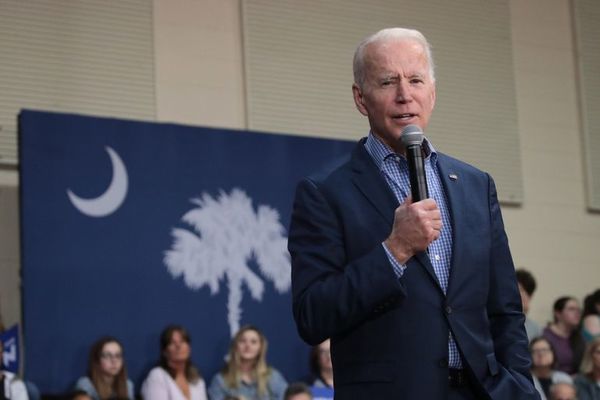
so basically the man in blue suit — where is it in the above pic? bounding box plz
[288,28,539,399]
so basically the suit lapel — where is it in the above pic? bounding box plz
[350,140,446,293]
[349,140,398,227]
[436,154,465,299]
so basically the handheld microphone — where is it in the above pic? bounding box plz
[401,125,429,201]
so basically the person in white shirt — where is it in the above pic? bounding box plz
[141,325,207,400]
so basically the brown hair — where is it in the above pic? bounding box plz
[221,325,272,398]
[87,337,129,400]
[159,325,200,383]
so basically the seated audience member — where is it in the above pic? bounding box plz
[208,325,287,400]
[308,339,332,389]
[582,290,600,342]
[544,296,586,375]
[516,268,543,341]
[283,383,312,400]
[0,339,28,400]
[574,337,600,400]
[549,382,578,400]
[530,337,573,399]
[74,336,134,400]
[141,325,207,400]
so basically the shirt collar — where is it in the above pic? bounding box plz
[364,131,437,170]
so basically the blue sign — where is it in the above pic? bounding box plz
[19,110,354,393]
[1,324,20,373]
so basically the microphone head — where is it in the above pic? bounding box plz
[400,125,424,147]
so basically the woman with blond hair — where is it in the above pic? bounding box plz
[574,337,600,400]
[208,325,287,400]
[74,336,134,400]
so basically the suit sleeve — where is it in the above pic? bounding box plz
[289,178,406,345]
[485,174,539,399]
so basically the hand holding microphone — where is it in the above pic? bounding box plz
[383,125,442,264]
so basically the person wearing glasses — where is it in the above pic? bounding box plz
[74,337,134,400]
[530,337,573,400]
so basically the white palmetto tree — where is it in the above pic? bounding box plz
[164,188,291,336]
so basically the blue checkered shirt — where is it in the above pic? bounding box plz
[364,132,462,369]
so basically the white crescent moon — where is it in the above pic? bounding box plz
[67,146,128,217]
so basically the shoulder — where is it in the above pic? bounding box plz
[304,142,359,187]
[126,379,135,394]
[190,377,206,397]
[268,368,287,387]
[74,377,94,391]
[574,373,592,385]
[208,372,226,387]
[144,367,171,384]
[74,377,98,400]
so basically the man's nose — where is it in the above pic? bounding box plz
[395,81,413,103]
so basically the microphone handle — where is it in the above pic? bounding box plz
[406,144,429,201]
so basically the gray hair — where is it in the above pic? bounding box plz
[353,27,435,89]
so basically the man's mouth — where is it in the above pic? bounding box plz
[393,113,416,120]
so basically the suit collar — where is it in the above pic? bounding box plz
[349,139,398,226]
[435,154,466,298]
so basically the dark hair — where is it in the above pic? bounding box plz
[529,337,557,369]
[159,324,201,383]
[309,345,321,378]
[284,382,312,400]
[582,289,600,318]
[553,296,576,322]
[552,296,585,372]
[515,269,537,296]
[87,336,129,400]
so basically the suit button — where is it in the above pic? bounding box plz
[439,358,448,367]
[445,305,452,314]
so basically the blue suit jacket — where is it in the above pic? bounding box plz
[289,139,539,399]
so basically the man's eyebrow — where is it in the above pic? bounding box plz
[379,73,400,80]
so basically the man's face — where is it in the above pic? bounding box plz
[353,39,436,154]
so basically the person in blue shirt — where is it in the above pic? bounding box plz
[208,325,287,400]
[74,337,134,400]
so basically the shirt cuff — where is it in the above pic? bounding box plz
[382,242,407,278]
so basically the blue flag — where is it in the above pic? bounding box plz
[19,110,354,393]
[1,324,20,373]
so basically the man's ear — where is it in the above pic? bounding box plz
[352,83,369,117]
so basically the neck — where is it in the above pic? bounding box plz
[168,360,186,377]
[101,374,115,386]
[239,359,254,373]
[551,322,572,337]
[593,368,600,381]
[532,366,552,379]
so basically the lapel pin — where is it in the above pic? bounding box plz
[449,174,458,181]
